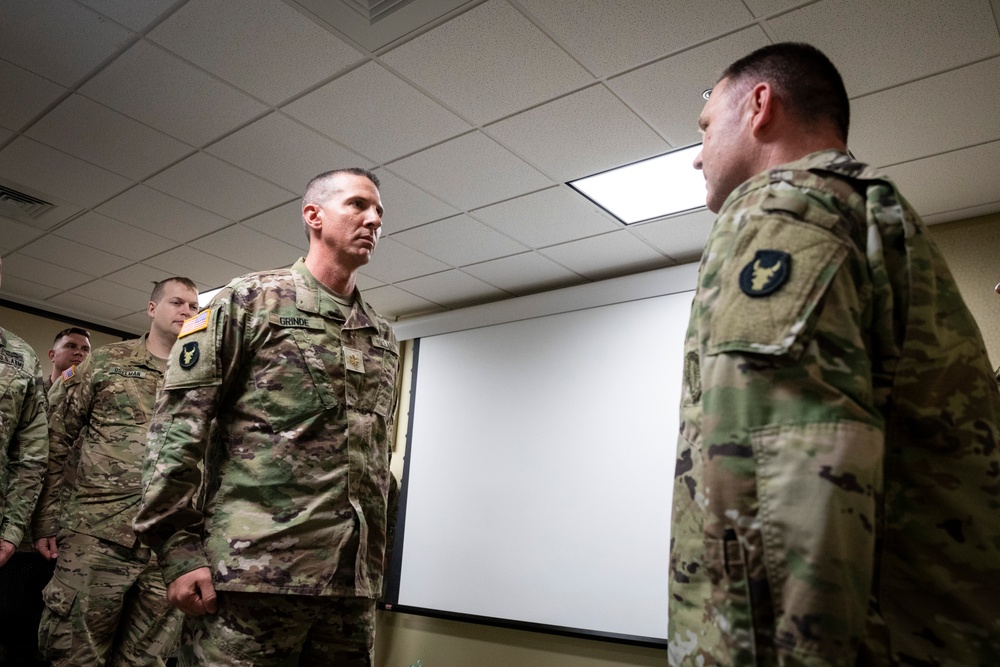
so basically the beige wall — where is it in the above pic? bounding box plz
[0,304,126,380]
[927,211,1000,368]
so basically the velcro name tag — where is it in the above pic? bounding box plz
[0,350,24,369]
[109,367,147,379]
[269,314,325,330]
[371,337,396,352]
[179,310,210,338]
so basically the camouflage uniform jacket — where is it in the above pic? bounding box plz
[133,259,401,599]
[669,150,1000,666]
[0,327,48,547]
[32,335,165,548]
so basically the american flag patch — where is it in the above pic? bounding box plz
[178,310,210,339]
[62,365,75,380]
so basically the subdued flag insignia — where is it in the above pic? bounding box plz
[739,250,791,297]
[179,310,210,338]
[179,341,200,370]
[62,365,76,380]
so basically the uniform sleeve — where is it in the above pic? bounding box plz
[31,358,92,538]
[133,291,245,583]
[1,356,49,546]
[696,207,884,665]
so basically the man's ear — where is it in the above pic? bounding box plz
[302,203,323,234]
[748,82,774,136]
[147,300,157,318]
[48,349,56,363]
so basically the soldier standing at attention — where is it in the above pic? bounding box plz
[33,277,199,667]
[670,43,1000,666]
[0,256,49,662]
[133,167,401,666]
[44,327,92,395]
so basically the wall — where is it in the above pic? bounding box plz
[0,303,125,378]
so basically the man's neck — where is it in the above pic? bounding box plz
[144,329,174,360]
[304,253,358,297]
[50,368,62,383]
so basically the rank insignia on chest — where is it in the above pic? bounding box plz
[740,250,791,297]
[344,346,365,373]
[179,341,200,370]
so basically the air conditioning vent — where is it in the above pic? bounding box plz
[343,0,418,23]
[0,184,55,220]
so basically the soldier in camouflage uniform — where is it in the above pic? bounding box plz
[33,277,199,667]
[670,43,1000,666]
[0,258,50,663]
[133,168,401,666]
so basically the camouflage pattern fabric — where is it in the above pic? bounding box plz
[37,532,180,667]
[33,335,182,666]
[0,327,48,549]
[178,592,375,666]
[670,150,1000,666]
[134,258,401,600]
[32,335,165,546]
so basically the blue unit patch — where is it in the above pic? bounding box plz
[739,250,791,297]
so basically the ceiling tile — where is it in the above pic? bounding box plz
[145,152,295,221]
[392,214,526,267]
[206,112,366,193]
[373,170,458,234]
[0,137,132,209]
[243,201,308,252]
[386,132,553,210]
[76,0,178,31]
[354,272,383,291]
[923,201,1000,226]
[395,269,510,308]
[148,0,363,104]
[0,128,11,143]
[487,84,670,181]
[80,40,269,147]
[285,62,472,164]
[471,186,619,248]
[882,140,1000,218]
[0,59,67,131]
[630,208,715,263]
[768,0,1000,96]
[607,27,771,147]
[96,184,233,242]
[144,245,252,289]
[0,274,61,302]
[358,238,449,284]
[46,291,133,320]
[381,0,594,124]
[742,0,812,17]
[26,94,192,179]
[851,57,1000,168]
[518,0,753,78]
[0,0,134,86]
[463,251,585,295]
[69,278,152,311]
[540,230,671,280]
[0,215,45,253]
[190,224,302,272]
[54,212,178,261]
[104,262,199,293]
[363,285,443,319]
[19,234,132,275]
[1,253,92,290]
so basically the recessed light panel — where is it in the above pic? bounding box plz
[568,144,706,225]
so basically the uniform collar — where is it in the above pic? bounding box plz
[290,258,379,330]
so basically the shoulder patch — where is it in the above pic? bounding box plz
[179,341,200,370]
[179,310,210,338]
[61,365,75,381]
[740,250,790,297]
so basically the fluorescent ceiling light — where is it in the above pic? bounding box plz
[568,144,707,225]
[198,287,223,308]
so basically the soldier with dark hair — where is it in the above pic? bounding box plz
[134,168,401,665]
[670,42,1000,665]
[45,327,91,395]
[34,277,199,667]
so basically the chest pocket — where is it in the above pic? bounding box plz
[0,362,31,445]
[93,376,150,427]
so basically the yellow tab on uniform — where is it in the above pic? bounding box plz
[178,310,210,338]
[344,347,365,373]
[62,365,75,380]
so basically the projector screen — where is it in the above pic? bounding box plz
[383,286,694,646]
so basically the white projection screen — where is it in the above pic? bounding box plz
[383,280,695,647]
